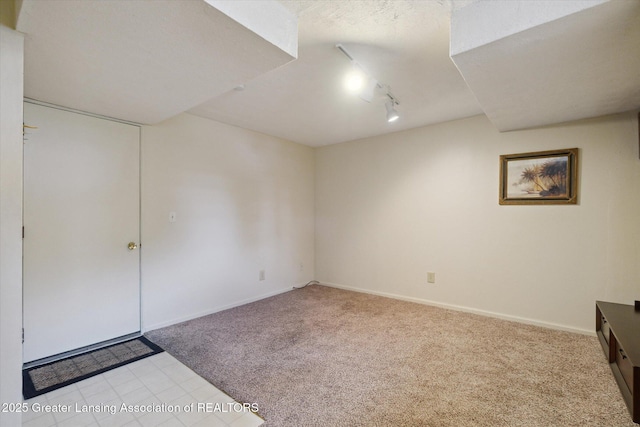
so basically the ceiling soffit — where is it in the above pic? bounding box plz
[16,0,297,125]
[451,0,640,132]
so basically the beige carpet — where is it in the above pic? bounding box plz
[146,285,636,426]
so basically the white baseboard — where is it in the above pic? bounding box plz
[319,281,595,336]
[143,286,295,333]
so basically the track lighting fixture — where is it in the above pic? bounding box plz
[336,43,400,123]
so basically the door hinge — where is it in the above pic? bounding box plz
[22,226,25,239]
[22,328,24,344]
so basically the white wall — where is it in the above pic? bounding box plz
[0,25,24,426]
[315,113,640,333]
[141,113,315,330]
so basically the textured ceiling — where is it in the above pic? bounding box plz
[15,0,640,147]
[189,0,483,146]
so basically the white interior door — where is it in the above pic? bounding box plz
[23,102,141,363]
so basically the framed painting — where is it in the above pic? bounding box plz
[499,148,579,205]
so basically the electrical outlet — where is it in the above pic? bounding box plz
[427,272,436,284]
[259,270,265,281]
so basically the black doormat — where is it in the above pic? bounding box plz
[23,336,163,399]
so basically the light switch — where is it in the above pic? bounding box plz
[169,211,177,223]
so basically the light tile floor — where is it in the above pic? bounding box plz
[22,352,264,427]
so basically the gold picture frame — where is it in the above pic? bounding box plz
[499,148,579,205]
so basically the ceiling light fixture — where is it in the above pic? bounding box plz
[336,43,400,123]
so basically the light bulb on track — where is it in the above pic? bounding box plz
[385,100,399,123]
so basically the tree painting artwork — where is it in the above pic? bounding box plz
[511,157,568,197]
[499,148,578,205]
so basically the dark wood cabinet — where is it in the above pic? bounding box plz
[596,301,640,423]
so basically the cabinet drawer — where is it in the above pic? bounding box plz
[615,339,634,394]
[601,315,610,344]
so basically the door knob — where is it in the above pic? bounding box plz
[127,242,138,251]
